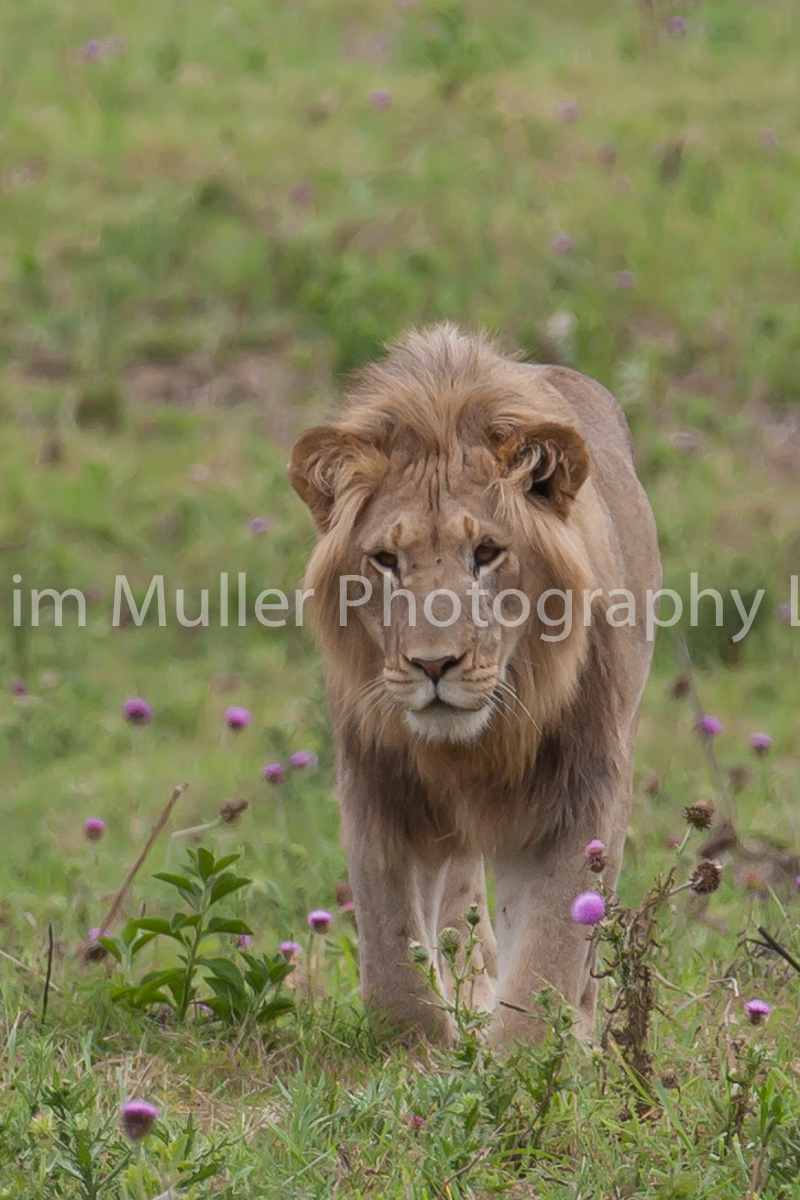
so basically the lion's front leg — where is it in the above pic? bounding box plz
[435,854,497,1015]
[491,822,621,1046]
[343,816,459,1044]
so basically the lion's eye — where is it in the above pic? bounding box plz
[474,544,502,569]
[372,551,399,571]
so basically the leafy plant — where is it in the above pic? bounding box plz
[101,848,294,1028]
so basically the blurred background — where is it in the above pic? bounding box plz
[1,0,799,937]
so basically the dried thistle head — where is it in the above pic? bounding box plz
[668,674,691,699]
[219,797,249,825]
[660,1068,680,1090]
[683,798,715,830]
[689,859,723,895]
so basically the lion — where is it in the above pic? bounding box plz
[288,325,661,1045]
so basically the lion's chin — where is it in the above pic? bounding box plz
[402,704,493,745]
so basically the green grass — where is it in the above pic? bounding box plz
[2,0,800,1195]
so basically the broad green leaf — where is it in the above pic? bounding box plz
[208,874,251,906]
[194,846,216,881]
[205,917,253,936]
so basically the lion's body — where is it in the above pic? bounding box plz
[289,327,660,1044]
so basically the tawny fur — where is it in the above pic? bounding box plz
[289,325,661,1045]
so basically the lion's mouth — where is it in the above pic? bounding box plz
[402,699,494,744]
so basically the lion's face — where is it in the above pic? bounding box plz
[351,454,532,743]
[289,327,594,757]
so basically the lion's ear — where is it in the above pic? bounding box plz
[288,426,387,531]
[494,421,589,519]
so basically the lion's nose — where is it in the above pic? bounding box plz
[407,655,463,684]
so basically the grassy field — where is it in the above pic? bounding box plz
[2,0,800,1195]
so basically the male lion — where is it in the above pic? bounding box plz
[288,325,660,1045]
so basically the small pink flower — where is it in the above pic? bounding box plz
[84,817,106,842]
[289,181,315,207]
[262,762,285,784]
[795,875,800,893]
[749,731,773,756]
[369,89,393,110]
[665,834,681,849]
[121,697,153,725]
[121,1100,158,1141]
[81,39,106,61]
[410,1114,426,1128]
[87,927,110,942]
[279,940,301,960]
[744,998,772,1026]
[665,15,688,35]
[696,713,723,738]
[615,270,636,290]
[237,934,252,948]
[555,101,580,123]
[225,706,253,730]
[550,233,575,255]
[10,676,28,696]
[571,892,606,925]
[247,516,272,534]
[340,901,355,914]
[307,909,333,933]
[289,749,317,771]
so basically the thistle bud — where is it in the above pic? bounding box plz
[438,927,461,959]
[465,903,481,928]
[584,839,607,873]
[408,941,428,965]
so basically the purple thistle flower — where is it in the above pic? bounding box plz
[10,676,28,696]
[745,998,772,1026]
[410,1114,426,1128]
[550,233,575,255]
[696,713,723,738]
[80,39,106,61]
[749,731,773,756]
[555,100,580,123]
[192,1001,214,1016]
[121,697,153,725]
[570,891,606,925]
[289,749,317,771]
[247,516,272,535]
[665,15,689,35]
[84,817,106,842]
[225,706,253,730]
[307,909,333,933]
[369,89,393,110]
[615,270,636,290]
[279,940,301,961]
[237,934,252,948]
[262,762,285,785]
[289,180,315,207]
[121,1100,158,1141]
[584,839,607,872]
